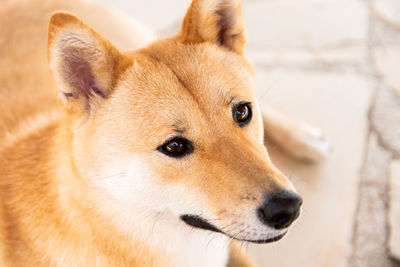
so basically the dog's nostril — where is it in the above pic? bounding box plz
[274,213,290,226]
[270,212,295,229]
[257,207,267,222]
[257,190,302,230]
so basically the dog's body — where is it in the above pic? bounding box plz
[0,0,330,266]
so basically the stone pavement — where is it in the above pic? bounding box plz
[85,0,400,266]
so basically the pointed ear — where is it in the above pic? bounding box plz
[180,0,246,54]
[47,12,131,114]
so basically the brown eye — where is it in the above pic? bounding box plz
[158,137,193,158]
[233,102,252,126]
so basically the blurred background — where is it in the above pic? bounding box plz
[88,0,400,266]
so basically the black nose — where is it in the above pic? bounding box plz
[257,191,303,230]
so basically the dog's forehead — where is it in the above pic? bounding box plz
[146,41,254,92]
[126,42,255,106]
[110,42,256,138]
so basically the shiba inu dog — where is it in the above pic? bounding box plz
[0,0,331,266]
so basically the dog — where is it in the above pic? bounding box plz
[0,0,331,266]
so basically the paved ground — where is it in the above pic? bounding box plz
[85,0,400,266]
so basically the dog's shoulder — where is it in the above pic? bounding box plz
[0,113,61,266]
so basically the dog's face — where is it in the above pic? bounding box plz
[48,0,301,244]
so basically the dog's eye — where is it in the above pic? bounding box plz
[233,102,252,126]
[158,137,193,158]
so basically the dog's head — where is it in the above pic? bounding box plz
[47,0,301,244]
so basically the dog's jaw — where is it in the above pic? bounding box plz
[87,158,230,267]
[180,214,288,244]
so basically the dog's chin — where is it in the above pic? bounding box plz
[180,215,287,244]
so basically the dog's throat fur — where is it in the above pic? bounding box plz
[180,215,222,233]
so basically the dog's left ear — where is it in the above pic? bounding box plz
[47,12,131,115]
[180,0,246,54]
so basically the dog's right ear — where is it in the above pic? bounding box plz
[180,0,246,54]
[47,12,131,115]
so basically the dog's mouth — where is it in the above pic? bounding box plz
[180,215,287,244]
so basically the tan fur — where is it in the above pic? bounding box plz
[0,0,302,266]
[227,242,256,267]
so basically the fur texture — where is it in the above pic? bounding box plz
[0,0,308,266]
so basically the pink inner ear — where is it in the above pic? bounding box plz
[215,3,241,50]
[62,47,106,100]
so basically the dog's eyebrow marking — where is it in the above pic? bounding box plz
[221,91,237,106]
[171,119,186,134]
[227,95,237,105]
[172,125,185,134]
